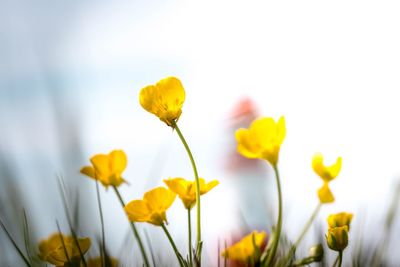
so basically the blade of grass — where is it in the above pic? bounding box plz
[21,209,33,264]
[95,179,106,267]
[0,217,32,267]
[56,220,72,264]
[57,176,87,267]
[144,229,157,267]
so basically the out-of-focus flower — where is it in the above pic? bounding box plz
[312,153,342,182]
[327,212,353,230]
[235,116,286,166]
[312,153,342,204]
[318,183,335,203]
[80,150,128,187]
[221,231,266,264]
[139,76,186,126]
[87,257,118,267]
[38,233,91,267]
[124,187,176,226]
[164,177,219,209]
[325,226,349,252]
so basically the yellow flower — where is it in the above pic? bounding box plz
[38,233,91,267]
[139,76,186,126]
[124,187,176,226]
[80,150,127,187]
[164,177,219,209]
[235,116,286,166]
[221,231,267,264]
[325,226,349,252]
[312,153,342,182]
[327,212,353,230]
[87,257,118,267]
[318,183,335,203]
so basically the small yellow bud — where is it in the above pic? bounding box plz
[325,226,349,252]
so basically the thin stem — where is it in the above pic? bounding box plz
[172,121,202,255]
[294,203,322,248]
[338,251,343,267]
[162,224,185,267]
[283,203,322,266]
[112,186,150,267]
[264,164,283,266]
[188,209,193,267]
[95,180,106,267]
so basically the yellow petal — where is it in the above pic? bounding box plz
[164,178,190,197]
[109,150,127,175]
[312,153,342,182]
[318,183,335,203]
[327,212,353,230]
[144,187,176,211]
[201,179,219,194]
[222,231,266,263]
[80,166,96,179]
[235,129,261,159]
[124,200,151,222]
[90,154,110,178]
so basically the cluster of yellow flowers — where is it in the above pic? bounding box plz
[35,76,353,267]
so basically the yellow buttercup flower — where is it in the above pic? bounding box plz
[38,233,91,267]
[139,76,186,126]
[124,187,176,226]
[312,153,342,204]
[80,150,128,187]
[87,257,118,267]
[235,116,286,166]
[164,177,219,209]
[327,212,353,230]
[221,231,267,264]
[318,182,335,203]
[325,226,349,252]
[312,153,342,182]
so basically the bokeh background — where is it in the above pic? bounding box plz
[1,0,400,266]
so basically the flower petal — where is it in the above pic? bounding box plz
[125,200,151,222]
[109,150,127,175]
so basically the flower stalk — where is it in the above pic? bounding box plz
[264,164,283,266]
[162,224,185,267]
[112,186,150,267]
[172,120,202,258]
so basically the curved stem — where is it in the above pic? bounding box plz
[172,121,202,256]
[112,186,150,267]
[162,224,185,267]
[338,251,343,267]
[188,209,193,267]
[282,203,322,266]
[264,164,283,266]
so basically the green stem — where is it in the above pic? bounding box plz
[294,203,321,248]
[95,180,106,267]
[172,121,202,257]
[162,224,185,267]
[283,203,322,266]
[264,164,283,266]
[112,186,150,267]
[338,251,343,267]
[188,209,193,267]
